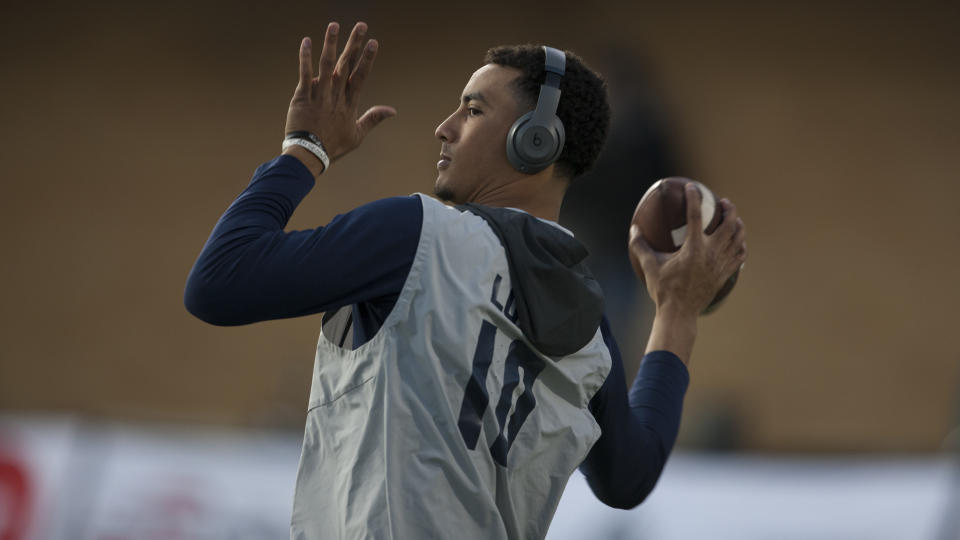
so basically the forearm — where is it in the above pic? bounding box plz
[282,145,325,178]
[645,304,698,366]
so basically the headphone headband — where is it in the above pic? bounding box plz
[530,47,565,126]
[505,45,567,174]
[543,46,566,78]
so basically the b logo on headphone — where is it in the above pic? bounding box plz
[506,46,566,174]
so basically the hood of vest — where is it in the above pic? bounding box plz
[457,203,604,357]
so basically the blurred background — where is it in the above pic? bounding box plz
[1,0,958,538]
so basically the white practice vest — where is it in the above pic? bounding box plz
[291,194,612,540]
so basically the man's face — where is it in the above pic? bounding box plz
[434,64,526,203]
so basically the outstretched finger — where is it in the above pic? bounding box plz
[295,37,312,97]
[346,39,379,106]
[333,22,367,93]
[357,105,397,139]
[316,22,340,87]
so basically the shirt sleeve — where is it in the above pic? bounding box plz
[578,316,691,509]
[183,155,423,326]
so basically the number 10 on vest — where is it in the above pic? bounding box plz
[456,276,546,467]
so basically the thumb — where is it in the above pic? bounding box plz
[357,105,397,138]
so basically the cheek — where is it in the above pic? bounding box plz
[456,120,511,179]
[475,125,508,164]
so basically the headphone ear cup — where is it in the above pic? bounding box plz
[506,112,534,172]
[549,116,565,164]
[506,112,564,173]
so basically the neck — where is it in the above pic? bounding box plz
[471,170,568,222]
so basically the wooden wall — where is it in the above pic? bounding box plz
[1,0,957,452]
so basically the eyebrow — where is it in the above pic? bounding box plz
[462,92,490,106]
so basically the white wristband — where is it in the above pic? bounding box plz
[282,137,330,173]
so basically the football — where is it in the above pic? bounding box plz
[631,177,740,313]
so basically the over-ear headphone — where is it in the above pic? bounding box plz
[506,46,566,174]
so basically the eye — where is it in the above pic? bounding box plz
[467,107,483,117]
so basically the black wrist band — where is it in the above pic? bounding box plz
[285,131,323,146]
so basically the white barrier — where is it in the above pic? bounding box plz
[0,414,954,540]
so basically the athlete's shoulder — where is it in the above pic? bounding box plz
[348,194,424,221]
[411,194,494,234]
[410,193,463,218]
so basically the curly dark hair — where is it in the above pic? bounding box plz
[484,44,610,180]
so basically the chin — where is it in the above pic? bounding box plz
[433,176,459,203]
[434,184,458,203]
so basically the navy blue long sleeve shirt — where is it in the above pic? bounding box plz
[185,155,690,509]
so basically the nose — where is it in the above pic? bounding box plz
[435,111,458,143]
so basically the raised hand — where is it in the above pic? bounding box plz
[283,22,397,173]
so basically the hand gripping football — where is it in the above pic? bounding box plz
[631,177,740,313]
